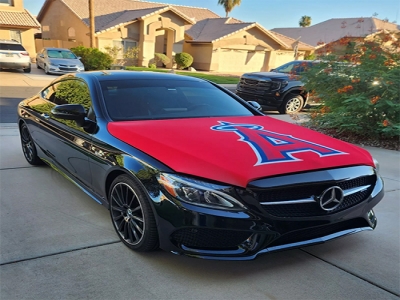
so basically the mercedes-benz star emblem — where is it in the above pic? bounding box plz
[318,186,344,211]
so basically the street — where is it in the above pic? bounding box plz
[0,67,399,300]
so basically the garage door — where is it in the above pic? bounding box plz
[218,49,266,72]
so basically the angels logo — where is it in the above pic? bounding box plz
[211,121,347,165]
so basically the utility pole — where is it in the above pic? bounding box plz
[89,0,95,47]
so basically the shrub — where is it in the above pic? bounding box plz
[154,53,170,66]
[122,46,140,66]
[104,45,121,65]
[175,52,193,69]
[70,46,113,70]
[304,53,316,60]
[301,31,400,139]
[148,63,156,69]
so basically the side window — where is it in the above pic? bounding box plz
[53,79,92,110]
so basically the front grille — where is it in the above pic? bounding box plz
[268,218,370,247]
[171,228,251,249]
[243,78,259,85]
[59,67,78,71]
[255,174,376,217]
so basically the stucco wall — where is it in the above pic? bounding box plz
[1,0,23,11]
[183,42,214,70]
[40,0,90,47]
[0,27,37,58]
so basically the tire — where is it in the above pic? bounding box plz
[278,94,304,114]
[23,67,31,73]
[19,123,43,165]
[109,175,159,252]
[37,63,42,70]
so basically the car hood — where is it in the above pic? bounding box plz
[242,72,289,80]
[108,116,374,187]
[47,58,82,66]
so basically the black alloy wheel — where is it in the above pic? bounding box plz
[279,94,304,114]
[20,123,43,165]
[109,175,158,252]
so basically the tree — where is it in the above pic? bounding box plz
[301,31,400,140]
[218,0,241,17]
[299,16,312,27]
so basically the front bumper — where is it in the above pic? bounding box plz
[151,170,384,260]
[47,66,84,74]
[0,61,30,69]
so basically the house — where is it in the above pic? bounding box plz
[271,17,400,47]
[36,0,314,72]
[0,0,41,58]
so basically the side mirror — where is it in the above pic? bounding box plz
[51,104,86,126]
[270,68,276,72]
[39,54,44,58]
[77,56,81,60]
[247,101,262,111]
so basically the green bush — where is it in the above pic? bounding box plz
[301,32,400,139]
[175,52,193,69]
[154,53,170,66]
[70,46,113,70]
[148,63,156,69]
[122,46,140,66]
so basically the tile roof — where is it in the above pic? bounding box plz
[94,6,195,33]
[269,31,314,50]
[271,17,400,46]
[186,18,252,41]
[186,18,290,49]
[0,9,41,28]
[51,0,218,32]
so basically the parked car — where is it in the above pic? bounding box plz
[36,47,85,75]
[236,60,317,114]
[17,71,384,260]
[0,39,31,73]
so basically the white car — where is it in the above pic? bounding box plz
[0,39,31,73]
[36,47,85,75]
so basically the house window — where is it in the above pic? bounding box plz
[0,0,13,5]
[10,30,22,43]
[68,27,75,37]
[112,40,137,58]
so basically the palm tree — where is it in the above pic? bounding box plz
[218,0,242,17]
[299,16,312,27]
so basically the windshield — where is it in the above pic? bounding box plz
[0,43,25,51]
[274,61,314,74]
[47,50,77,59]
[100,79,254,121]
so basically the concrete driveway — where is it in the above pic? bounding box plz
[0,67,399,300]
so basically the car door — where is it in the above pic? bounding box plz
[26,78,93,188]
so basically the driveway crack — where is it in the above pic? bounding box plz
[301,249,400,297]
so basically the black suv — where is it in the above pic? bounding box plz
[236,60,315,114]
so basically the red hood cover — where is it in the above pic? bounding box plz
[108,116,374,187]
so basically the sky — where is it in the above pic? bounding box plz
[25,0,400,29]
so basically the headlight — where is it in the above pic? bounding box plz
[157,173,247,211]
[373,158,380,173]
[78,65,85,70]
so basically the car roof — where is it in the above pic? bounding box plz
[43,47,72,51]
[74,71,208,82]
[0,39,22,44]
